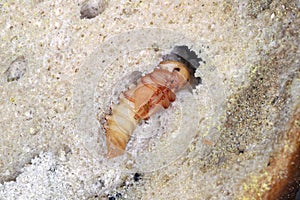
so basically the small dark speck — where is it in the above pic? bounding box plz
[151,43,160,52]
[153,47,159,52]
[134,173,142,182]
[116,193,122,198]
[271,96,279,105]
[108,197,115,200]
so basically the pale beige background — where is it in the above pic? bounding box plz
[0,0,299,199]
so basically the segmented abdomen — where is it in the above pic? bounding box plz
[105,95,138,158]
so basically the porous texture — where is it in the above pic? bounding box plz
[0,0,299,199]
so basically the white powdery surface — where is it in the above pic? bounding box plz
[0,152,79,200]
[0,151,124,200]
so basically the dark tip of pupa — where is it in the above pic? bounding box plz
[163,45,203,88]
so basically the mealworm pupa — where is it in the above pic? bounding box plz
[104,46,202,158]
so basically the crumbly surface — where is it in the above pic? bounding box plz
[0,0,299,199]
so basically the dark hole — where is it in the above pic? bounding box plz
[174,67,180,71]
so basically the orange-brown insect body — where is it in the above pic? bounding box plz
[105,60,191,158]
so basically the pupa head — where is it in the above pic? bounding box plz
[163,45,203,88]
